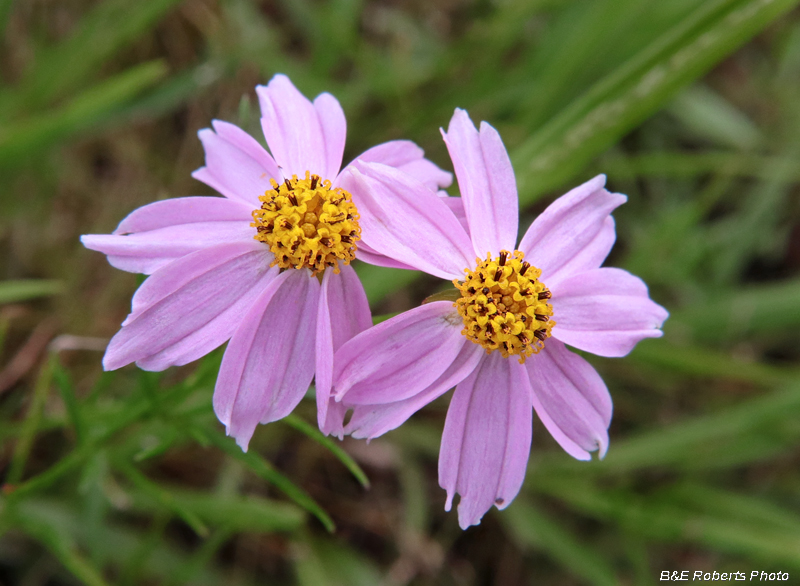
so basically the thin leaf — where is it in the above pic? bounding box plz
[535,480,800,568]
[195,425,336,532]
[115,460,210,538]
[0,60,168,168]
[670,277,800,342]
[7,357,55,485]
[503,499,618,586]
[130,488,306,533]
[0,280,64,304]
[2,0,182,113]
[52,360,87,445]
[283,414,370,488]
[513,0,800,201]
[12,507,112,586]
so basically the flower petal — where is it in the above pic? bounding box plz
[339,161,473,279]
[439,353,533,529]
[214,269,320,450]
[334,301,466,404]
[354,140,453,191]
[257,74,341,180]
[441,109,518,257]
[551,268,668,357]
[439,195,469,234]
[103,241,274,371]
[344,341,483,440]
[525,339,612,460]
[81,197,254,274]
[355,241,420,271]
[518,175,626,283]
[547,216,616,285]
[315,265,372,437]
[192,121,279,207]
[314,92,347,181]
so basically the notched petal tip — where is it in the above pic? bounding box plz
[597,437,609,460]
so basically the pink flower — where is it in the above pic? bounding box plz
[333,108,668,529]
[81,74,452,448]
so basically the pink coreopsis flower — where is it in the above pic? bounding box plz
[81,74,451,448]
[333,108,668,528]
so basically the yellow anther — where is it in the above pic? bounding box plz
[453,250,555,363]
[251,172,361,275]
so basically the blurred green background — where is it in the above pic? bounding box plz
[2,0,800,584]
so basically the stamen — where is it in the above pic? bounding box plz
[453,250,555,362]
[251,171,361,275]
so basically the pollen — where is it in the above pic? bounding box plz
[251,172,361,275]
[453,250,555,363]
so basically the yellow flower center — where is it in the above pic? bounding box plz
[251,172,361,275]
[453,250,555,363]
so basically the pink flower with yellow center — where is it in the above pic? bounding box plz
[333,108,668,529]
[81,74,452,448]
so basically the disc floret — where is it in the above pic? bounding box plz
[453,250,555,362]
[251,172,361,275]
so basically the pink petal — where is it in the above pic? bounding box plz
[344,341,484,440]
[314,92,347,181]
[211,120,281,176]
[518,175,626,283]
[354,140,453,191]
[334,301,466,404]
[551,268,668,357]
[439,353,533,529]
[103,241,274,371]
[441,109,518,258]
[525,339,612,460]
[81,197,254,275]
[439,195,469,234]
[354,241,420,271]
[192,121,279,207]
[257,74,342,180]
[548,216,616,285]
[315,265,372,437]
[113,196,254,234]
[339,161,473,280]
[214,270,320,450]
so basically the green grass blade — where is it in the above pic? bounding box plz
[599,152,800,180]
[536,480,800,568]
[503,499,618,586]
[533,382,800,476]
[283,414,370,488]
[629,341,800,386]
[3,0,182,114]
[115,460,210,538]
[669,277,800,342]
[133,489,306,533]
[195,425,336,532]
[0,279,64,304]
[52,360,87,445]
[512,0,800,201]
[0,60,168,168]
[666,84,763,149]
[12,507,112,586]
[7,358,54,485]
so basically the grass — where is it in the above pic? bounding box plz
[1,0,800,584]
